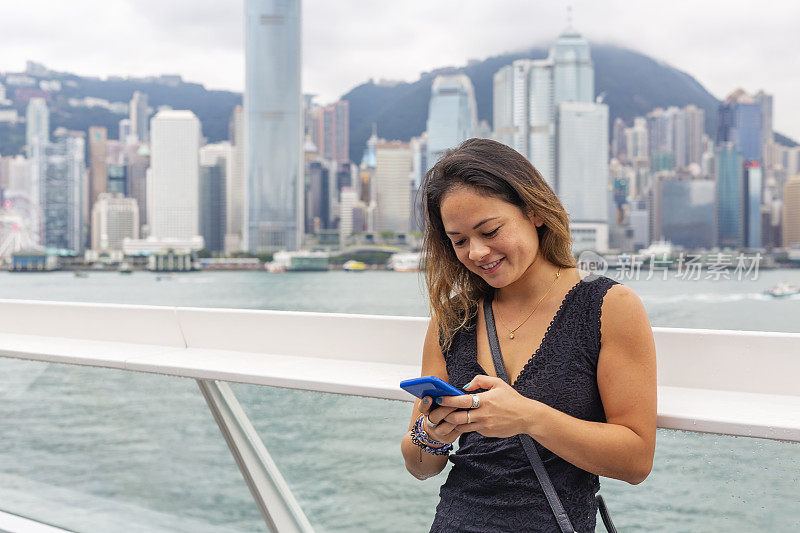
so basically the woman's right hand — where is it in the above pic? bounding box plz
[418,396,461,444]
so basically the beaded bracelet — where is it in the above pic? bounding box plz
[411,415,453,461]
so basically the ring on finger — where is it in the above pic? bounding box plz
[425,415,440,429]
[470,394,480,409]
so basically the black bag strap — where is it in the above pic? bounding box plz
[482,295,575,533]
[483,294,618,533]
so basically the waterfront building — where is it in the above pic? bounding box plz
[226,105,245,253]
[374,141,412,234]
[130,91,149,143]
[41,134,86,252]
[149,110,201,241]
[652,174,715,249]
[88,126,108,220]
[682,105,706,167]
[782,175,800,249]
[245,0,302,252]
[426,74,477,170]
[557,101,609,251]
[199,159,227,254]
[529,60,556,187]
[551,28,594,106]
[91,193,139,251]
[305,160,331,233]
[126,143,150,230]
[717,89,763,164]
[318,100,349,166]
[338,186,357,243]
[716,143,745,248]
[744,162,762,249]
[492,65,514,149]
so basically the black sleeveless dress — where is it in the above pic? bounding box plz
[429,274,619,533]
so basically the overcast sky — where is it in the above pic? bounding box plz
[1,0,799,140]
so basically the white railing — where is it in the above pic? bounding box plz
[1,299,799,531]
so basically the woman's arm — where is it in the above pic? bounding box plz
[438,284,657,485]
[401,314,458,480]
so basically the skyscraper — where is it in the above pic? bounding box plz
[716,143,745,248]
[149,110,201,241]
[783,175,800,248]
[557,102,609,224]
[130,91,149,143]
[318,100,349,166]
[226,105,245,253]
[88,126,108,216]
[25,97,49,151]
[245,0,302,252]
[528,60,556,187]
[717,89,763,164]
[551,28,594,106]
[42,134,85,251]
[426,74,477,169]
[91,193,139,251]
[744,162,762,249]
[492,65,514,149]
[374,141,412,234]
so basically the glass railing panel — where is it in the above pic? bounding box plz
[233,384,800,532]
[601,429,800,531]
[0,358,267,532]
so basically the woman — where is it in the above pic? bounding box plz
[400,138,656,532]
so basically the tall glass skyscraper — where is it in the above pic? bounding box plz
[716,143,745,248]
[245,0,302,252]
[551,29,594,106]
[426,74,477,170]
[717,89,763,164]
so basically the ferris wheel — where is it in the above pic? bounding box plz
[0,192,43,262]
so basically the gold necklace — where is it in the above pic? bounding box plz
[494,267,561,340]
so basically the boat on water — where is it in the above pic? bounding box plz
[118,262,133,274]
[155,273,178,282]
[74,270,88,278]
[343,260,367,272]
[387,252,420,272]
[764,281,800,298]
[266,250,329,272]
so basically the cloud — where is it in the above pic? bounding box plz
[0,0,798,139]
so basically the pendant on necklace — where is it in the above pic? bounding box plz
[509,333,515,339]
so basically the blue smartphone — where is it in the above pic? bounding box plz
[400,376,466,403]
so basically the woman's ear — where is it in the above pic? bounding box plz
[528,210,544,228]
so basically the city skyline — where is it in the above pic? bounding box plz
[0,1,798,140]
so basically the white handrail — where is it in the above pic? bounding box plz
[0,299,798,442]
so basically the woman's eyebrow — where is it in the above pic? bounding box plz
[445,217,500,235]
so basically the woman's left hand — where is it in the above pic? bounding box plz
[436,375,541,439]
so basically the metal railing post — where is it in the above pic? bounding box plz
[197,379,314,533]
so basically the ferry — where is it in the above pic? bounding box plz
[343,260,367,272]
[388,252,420,272]
[269,250,329,272]
[118,262,133,274]
[764,281,800,298]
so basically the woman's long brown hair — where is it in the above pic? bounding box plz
[419,138,576,353]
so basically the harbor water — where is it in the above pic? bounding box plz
[0,269,798,531]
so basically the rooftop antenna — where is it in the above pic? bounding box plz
[567,5,574,30]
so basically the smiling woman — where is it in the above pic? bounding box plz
[400,138,657,532]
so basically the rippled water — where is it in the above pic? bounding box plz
[0,269,798,531]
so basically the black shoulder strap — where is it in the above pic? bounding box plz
[483,294,576,533]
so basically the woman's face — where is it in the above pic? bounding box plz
[439,186,544,288]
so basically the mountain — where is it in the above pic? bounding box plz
[0,72,241,157]
[342,44,790,163]
[1,47,796,162]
